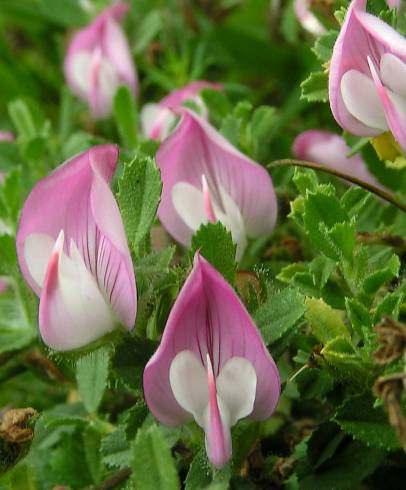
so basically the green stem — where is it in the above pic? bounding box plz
[268,159,406,213]
[94,468,132,490]
[0,363,28,384]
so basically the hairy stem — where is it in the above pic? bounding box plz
[268,159,406,213]
[94,468,132,490]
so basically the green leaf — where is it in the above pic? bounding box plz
[0,140,19,172]
[305,298,349,344]
[312,31,338,63]
[83,426,103,484]
[249,106,276,162]
[321,337,373,383]
[362,254,400,294]
[334,393,401,451]
[299,440,384,490]
[114,85,138,149]
[276,263,307,284]
[133,10,164,55]
[292,272,320,297]
[130,424,179,490]
[0,296,36,354]
[200,89,232,127]
[76,347,110,414]
[123,399,149,439]
[8,99,37,140]
[5,464,37,490]
[309,256,336,289]
[101,426,130,469]
[0,169,22,226]
[185,449,213,490]
[281,0,299,44]
[220,114,241,147]
[0,234,17,276]
[334,6,348,25]
[111,337,158,392]
[117,154,162,253]
[303,189,349,260]
[37,0,88,27]
[61,131,98,160]
[190,222,236,284]
[373,291,402,323]
[185,449,231,490]
[300,71,328,103]
[340,187,373,218]
[232,421,260,470]
[136,247,175,279]
[49,431,93,488]
[345,298,371,338]
[327,221,356,262]
[292,168,319,195]
[295,368,335,400]
[306,422,346,470]
[254,288,305,343]
[40,403,87,429]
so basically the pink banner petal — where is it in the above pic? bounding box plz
[17,145,136,350]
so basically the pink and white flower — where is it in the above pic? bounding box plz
[292,129,387,189]
[64,2,138,119]
[386,0,401,9]
[156,109,277,260]
[16,145,137,351]
[0,131,14,143]
[294,0,326,37]
[141,81,221,141]
[329,0,406,151]
[143,253,280,468]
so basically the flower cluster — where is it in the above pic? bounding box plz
[6,0,405,471]
[13,1,282,467]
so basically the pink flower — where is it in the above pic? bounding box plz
[16,145,137,351]
[141,81,222,141]
[143,253,280,468]
[64,2,138,119]
[156,109,277,260]
[386,0,401,9]
[294,0,326,36]
[329,0,406,151]
[292,130,387,190]
[0,131,14,142]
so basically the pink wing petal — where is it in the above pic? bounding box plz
[102,16,138,93]
[0,131,14,142]
[367,56,406,151]
[38,231,115,351]
[294,0,326,36]
[88,47,121,119]
[143,253,280,426]
[64,19,101,97]
[156,109,277,246]
[16,145,136,330]
[159,81,222,108]
[329,0,383,136]
[386,0,401,8]
[292,130,386,189]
